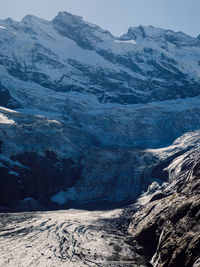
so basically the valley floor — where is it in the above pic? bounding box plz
[0,208,147,267]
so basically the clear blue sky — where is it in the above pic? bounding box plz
[0,0,199,37]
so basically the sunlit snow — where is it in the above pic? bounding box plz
[0,113,14,124]
[115,39,137,44]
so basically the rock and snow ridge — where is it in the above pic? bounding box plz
[128,146,200,267]
[0,12,200,104]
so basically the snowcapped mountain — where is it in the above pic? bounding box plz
[0,11,200,210]
[1,11,200,105]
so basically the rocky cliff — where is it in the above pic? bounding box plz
[128,147,200,267]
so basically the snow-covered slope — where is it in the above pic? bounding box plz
[0,12,200,105]
[0,11,200,209]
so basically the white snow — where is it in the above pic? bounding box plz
[115,40,137,44]
[0,13,199,91]
[0,106,18,113]
[0,26,6,29]
[0,113,15,124]
[51,187,78,204]
[47,119,61,125]
[0,155,30,169]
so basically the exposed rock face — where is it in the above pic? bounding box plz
[128,148,200,267]
[52,11,113,50]
[0,151,81,209]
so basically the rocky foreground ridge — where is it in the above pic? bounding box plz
[128,146,200,267]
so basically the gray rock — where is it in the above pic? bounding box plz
[129,148,200,267]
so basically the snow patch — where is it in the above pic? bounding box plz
[47,119,61,125]
[0,26,6,29]
[115,39,136,44]
[0,155,30,169]
[51,187,78,205]
[0,113,15,124]
[9,170,19,177]
[23,197,36,202]
[0,106,18,113]
[0,162,6,168]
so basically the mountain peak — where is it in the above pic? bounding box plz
[121,25,200,47]
[4,17,15,24]
[22,14,40,23]
[52,11,113,49]
[53,11,98,30]
[55,11,82,20]
[21,14,49,27]
[123,25,167,40]
[53,11,83,25]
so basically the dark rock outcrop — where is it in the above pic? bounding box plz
[128,149,200,267]
[0,151,82,210]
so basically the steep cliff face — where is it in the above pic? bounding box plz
[0,12,200,210]
[128,147,200,267]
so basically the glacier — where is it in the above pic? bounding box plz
[0,11,200,210]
